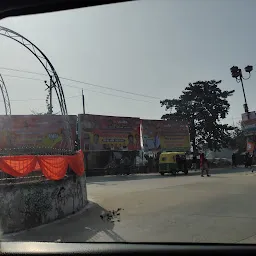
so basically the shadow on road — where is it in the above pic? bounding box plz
[188,167,247,176]
[87,174,169,184]
[170,167,247,177]
[3,202,125,243]
[87,167,247,184]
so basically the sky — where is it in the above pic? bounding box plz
[0,0,255,125]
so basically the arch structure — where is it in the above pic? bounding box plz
[0,74,11,115]
[0,26,73,151]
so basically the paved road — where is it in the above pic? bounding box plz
[3,167,256,243]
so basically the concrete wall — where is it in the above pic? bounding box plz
[0,174,87,234]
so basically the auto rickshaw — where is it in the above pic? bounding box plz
[159,152,188,176]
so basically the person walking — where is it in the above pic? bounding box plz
[245,152,249,168]
[123,155,131,175]
[191,154,197,171]
[232,153,237,168]
[248,153,253,169]
[200,153,210,177]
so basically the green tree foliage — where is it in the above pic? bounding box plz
[160,80,235,152]
[229,122,246,153]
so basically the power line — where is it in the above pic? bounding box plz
[0,67,45,77]
[0,94,80,103]
[0,67,160,100]
[63,83,154,103]
[2,73,157,103]
[2,73,43,82]
[59,77,160,100]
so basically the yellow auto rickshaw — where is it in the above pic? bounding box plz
[159,152,188,176]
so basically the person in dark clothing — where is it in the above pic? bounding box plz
[245,152,249,168]
[232,153,237,168]
[123,155,131,175]
[248,154,253,169]
[182,155,188,174]
[148,156,154,173]
[155,152,161,172]
[176,154,182,171]
[191,155,197,171]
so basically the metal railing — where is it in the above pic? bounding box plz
[0,170,76,185]
[0,171,46,185]
[0,147,75,156]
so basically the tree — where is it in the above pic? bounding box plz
[229,122,246,153]
[160,80,235,152]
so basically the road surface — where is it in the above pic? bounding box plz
[3,167,256,243]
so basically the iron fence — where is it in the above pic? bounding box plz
[0,170,76,185]
[0,147,75,156]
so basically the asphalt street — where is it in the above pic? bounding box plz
[3,167,256,243]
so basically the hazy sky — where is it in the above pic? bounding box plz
[0,0,255,125]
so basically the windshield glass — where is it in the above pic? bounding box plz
[0,0,256,244]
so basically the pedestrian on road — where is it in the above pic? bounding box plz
[248,154,253,169]
[200,153,210,177]
[123,155,131,175]
[191,155,197,171]
[232,153,237,168]
[176,154,182,171]
[245,152,249,168]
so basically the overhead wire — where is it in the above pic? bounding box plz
[0,68,242,120]
[1,73,158,103]
[0,94,80,103]
[0,67,241,122]
[0,67,161,100]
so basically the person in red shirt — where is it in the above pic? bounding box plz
[200,153,210,177]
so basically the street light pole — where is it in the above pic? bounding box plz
[230,65,253,116]
[240,77,249,113]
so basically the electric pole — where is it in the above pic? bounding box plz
[49,76,53,115]
[44,76,54,114]
[82,89,85,114]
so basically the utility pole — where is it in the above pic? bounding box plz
[49,76,53,115]
[82,89,85,114]
[44,76,54,115]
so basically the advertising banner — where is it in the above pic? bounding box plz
[78,114,141,151]
[141,119,190,152]
[0,115,77,150]
[241,118,256,136]
[246,140,255,153]
[246,135,256,154]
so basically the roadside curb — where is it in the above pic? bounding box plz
[2,201,95,239]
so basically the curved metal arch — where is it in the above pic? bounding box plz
[0,74,11,115]
[0,26,67,115]
[0,26,73,151]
